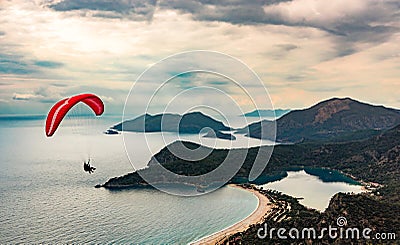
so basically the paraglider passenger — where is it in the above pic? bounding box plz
[83,158,96,174]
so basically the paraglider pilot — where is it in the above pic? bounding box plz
[83,158,96,174]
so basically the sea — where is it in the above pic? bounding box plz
[0,114,363,243]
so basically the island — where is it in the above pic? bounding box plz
[109,111,237,140]
[111,111,232,133]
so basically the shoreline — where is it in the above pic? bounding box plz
[190,184,273,245]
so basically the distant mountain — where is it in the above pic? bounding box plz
[241,98,400,143]
[111,111,232,134]
[242,109,290,118]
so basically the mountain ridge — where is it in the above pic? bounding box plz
[241,97,400,143]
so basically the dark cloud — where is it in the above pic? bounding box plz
[44,0,399,49]
[0,54,36,75]
[160,0,271,25]
[177,79,194,89]
[0,52,64,75]
[158,0,399,56]
[276,44,298,52]
[47,0,158,20]
[304,83,365,92]
[160,0,291,14]
[38,0,400,61]
[327,23,398,57]
[164,72,232,90]
[50,83,69,87]
[91,12,126,19]
[266,43,299,60]
[208,81,229,86]
[335,47,357,58]
[34,60,64,69]
[175,72,194,78]
[286,75,306,82]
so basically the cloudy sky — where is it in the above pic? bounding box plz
[0,0,399,115]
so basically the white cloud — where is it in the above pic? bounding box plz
[100,95,114,103]
[12,93,41,101]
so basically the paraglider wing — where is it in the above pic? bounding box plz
[45,93,104,137]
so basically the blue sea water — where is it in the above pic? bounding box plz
[0,115,258,244]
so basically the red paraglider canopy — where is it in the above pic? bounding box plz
[45,93,104,137]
